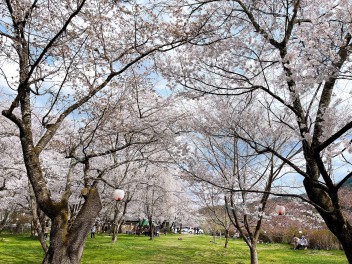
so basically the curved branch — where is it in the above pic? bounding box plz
[183,162,334,214]
[336,171,352,190]
[27,0,87,82]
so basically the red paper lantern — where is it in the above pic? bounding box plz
[113,189,125,201]
[275,205,285,215]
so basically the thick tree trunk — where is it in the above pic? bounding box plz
[304,178,352,263]
[42,188,102,264]
[331,227,352,263]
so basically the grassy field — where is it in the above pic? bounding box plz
[0,233,348,264]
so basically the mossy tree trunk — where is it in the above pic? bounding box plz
[42,188,102,264]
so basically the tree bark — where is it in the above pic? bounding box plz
[29,182,48,252]
[112,197,129,243]
[0,210,11,233]
[249,244,259,264]
[148,216,154,240]
[224,229,229,248]
[111,223,121,243]
[42,188,102,264]
[112,201,120,243]
[304,178,352,263]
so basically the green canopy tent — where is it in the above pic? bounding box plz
[139,219,149,227]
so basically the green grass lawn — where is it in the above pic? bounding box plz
[0,233,348,264]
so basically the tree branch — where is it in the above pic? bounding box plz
[315,120,352,153]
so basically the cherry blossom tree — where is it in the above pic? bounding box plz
[174,97,290,264]
[0,112,25,194]
[195,186,232,248]
[130,163,180,240]
[159,0,352,261]
[0,112,29,233]
[68,73,185,242]
[99,156,146,243]
[0,1,206,263]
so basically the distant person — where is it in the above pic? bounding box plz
[91,225,96,238]
[292,235,300,250]
[300,235,308,249]
[44,224,49,240]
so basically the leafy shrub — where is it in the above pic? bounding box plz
[258,231,272,243]
[265,227,299,244]
[307,229,341,250]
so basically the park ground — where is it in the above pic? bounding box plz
[0,233,347,264]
